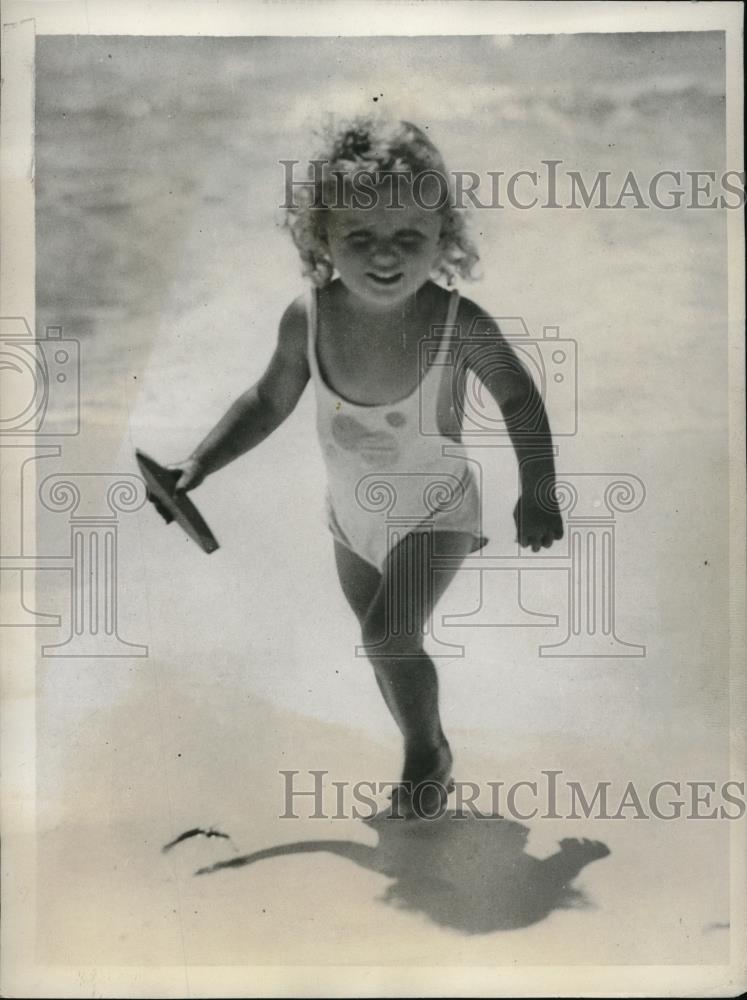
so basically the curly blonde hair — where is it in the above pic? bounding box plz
[284,116,480,287]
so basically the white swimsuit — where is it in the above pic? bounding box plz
[307,286,487,570]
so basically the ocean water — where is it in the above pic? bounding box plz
[34,32,728,454]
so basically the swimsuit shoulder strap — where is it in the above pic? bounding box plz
[306,285,320,376]
[445,287,460,328]
[425,288,461,368]
[417,288,461,404]
[307,286,317,345]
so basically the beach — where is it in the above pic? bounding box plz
[31,31,734,974]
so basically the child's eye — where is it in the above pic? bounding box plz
[347,232,372,247]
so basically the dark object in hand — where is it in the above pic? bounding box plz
[136,449,220,554]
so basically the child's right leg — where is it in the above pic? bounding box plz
[333,540,402,726]
[334,531,472,790]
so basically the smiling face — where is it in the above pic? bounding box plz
[322,179,444,309]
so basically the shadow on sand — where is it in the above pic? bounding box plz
[193,813,610,934]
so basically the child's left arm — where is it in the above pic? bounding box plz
[461,301,564,551]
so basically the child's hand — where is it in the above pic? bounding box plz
[513,494,564,551]
[168,456,206,494]
[146,457,206,524]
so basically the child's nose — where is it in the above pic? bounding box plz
[370,242,400,267]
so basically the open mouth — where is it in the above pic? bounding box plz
[367,272,403,286]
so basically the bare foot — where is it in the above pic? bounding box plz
[391,741,454,820]
[402,740,453,787]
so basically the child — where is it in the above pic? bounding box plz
[162,118,563,818]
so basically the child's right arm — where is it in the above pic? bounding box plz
[172,297,310,492]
